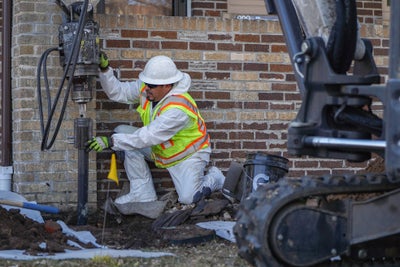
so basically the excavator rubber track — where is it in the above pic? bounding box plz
[233,173,400,267]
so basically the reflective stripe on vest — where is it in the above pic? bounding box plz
[151,93,209,168]
[136,83,150,124]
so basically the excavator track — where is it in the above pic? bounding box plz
[233,174,400,267]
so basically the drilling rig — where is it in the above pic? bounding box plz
[234,0,400,266]
[37,0,99,225]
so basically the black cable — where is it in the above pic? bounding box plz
[37,0,89,151]
[37,46,58,136]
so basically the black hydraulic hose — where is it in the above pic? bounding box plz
[37,0,89,151]
[37,47,58,136]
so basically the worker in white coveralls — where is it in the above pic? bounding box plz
[86,54,225,205]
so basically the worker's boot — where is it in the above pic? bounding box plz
[205,166,225,191]
[114,150,157,205]
[192,166,225,203]
[114,178,157,204]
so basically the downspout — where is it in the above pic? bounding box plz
[0,0,14,191]
[187,0,191,17]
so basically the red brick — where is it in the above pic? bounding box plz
[358,9,373,16]
[243,102,268,109]
[269,122,289,130]
[215,141,242,149]
[270,102,295,110]
[285,93,301,101]
[217,63,242,71]
[244,63,268,71]
[132,40,160,49]
[216,3,227,10]
[205,10,221,17]
[196,100,214,109]
[192,10,204,16]
[235,34,260,43]
[294,161,318,168]
[270,143,286,149]
[121,30,148,38]
[120,70,137,80]
[217,101,243,109]
[205,91,230,99]
[229,131,254,140]
[209,131,228,139]
[260,73,285,80]
[208,34,232,41]
[186,71,203,79]
[216,122,240,129]
[259,92,284,101]
[373,48,389,56]
[161,41,188,49]
[245,44,269,52]
[262,34,285,43]
[270,64,293,72]
[151,31,177,39]
[106,39,130,48]
[108,60,133,69]
[190,91,203,99]
[271,44,288,53]
[175,61,189,69]
[320,161,344,168]
[271,83,297,91]
[243,141,267,149]
[205,72,230,80]
[190,42,215,50]
[218,43,243,51]
[243,122,268,130]
[192,2,214,8]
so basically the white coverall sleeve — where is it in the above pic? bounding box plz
[98,68,141,103]
[111,108,191,151]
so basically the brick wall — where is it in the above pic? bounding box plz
[10,0,390,209]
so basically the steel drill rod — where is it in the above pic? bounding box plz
[75,117,92,225]
[304,136,385,150]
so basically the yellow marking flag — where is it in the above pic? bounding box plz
[107,153,119,185]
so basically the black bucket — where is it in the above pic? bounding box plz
[242,152,289,197]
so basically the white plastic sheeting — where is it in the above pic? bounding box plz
[0,249,174,260]
[196,221,236,243]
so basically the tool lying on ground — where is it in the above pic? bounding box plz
[0,199,60,214]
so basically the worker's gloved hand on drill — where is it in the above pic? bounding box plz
[86,136,112,152]
[99,51,109,70]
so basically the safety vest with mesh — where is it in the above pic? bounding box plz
[136,83,210,168]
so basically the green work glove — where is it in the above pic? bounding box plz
[86,136,112,152]
[99,51,109,70]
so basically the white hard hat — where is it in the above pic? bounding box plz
[139,55,183,85]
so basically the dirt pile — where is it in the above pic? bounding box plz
[0,206,96,255]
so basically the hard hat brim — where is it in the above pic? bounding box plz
[139,70,184,85]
